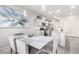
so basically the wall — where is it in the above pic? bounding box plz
[0,6,37,48]
[62,15,79,37]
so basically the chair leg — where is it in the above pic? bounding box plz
[10,48,18,54]
[15,52,18,54]
[56,49,58,54]
[10,48,12,54]
[28,45,31,54]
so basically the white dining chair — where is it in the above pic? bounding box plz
[16,39,29,54]
[60,32,65,47]
[51,31,60,54]
[8,34,28,54]
[8,36,17,54]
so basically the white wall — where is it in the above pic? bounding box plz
[0,6,37,48]
[62,15,79,37]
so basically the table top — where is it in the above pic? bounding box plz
[17,36,53,49]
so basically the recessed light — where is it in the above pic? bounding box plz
[41,5,46,11]
[70,5,76,9]
[54,16,56,18]
[41,5,46,8]
[48,11,52,15]
[42,8,46,11]
[69,13,73,15]
[56,9,61,13]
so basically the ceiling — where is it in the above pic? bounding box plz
[9,5,79,18]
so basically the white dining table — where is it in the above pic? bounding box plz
[16,35,59,54]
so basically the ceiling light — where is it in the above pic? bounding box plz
[42,8,46,11]
[41,5,46,8]
[41,5,46,11]
[56,9,61,13]
[48,11,52,15]
[69,13,73,15]
[54,16,56,18]
[70,5,76,9]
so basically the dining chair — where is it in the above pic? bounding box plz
[8,36,17,54]
[8,33,28,54]
[16,39,29,54]
[51,31,60,53]
[60,32,65,47]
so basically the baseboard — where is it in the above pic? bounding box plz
[0,46,10,52]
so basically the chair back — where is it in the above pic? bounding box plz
[8,36,17,52]
[16,39,29,54]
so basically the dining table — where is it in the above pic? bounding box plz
[15,35,59,54]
